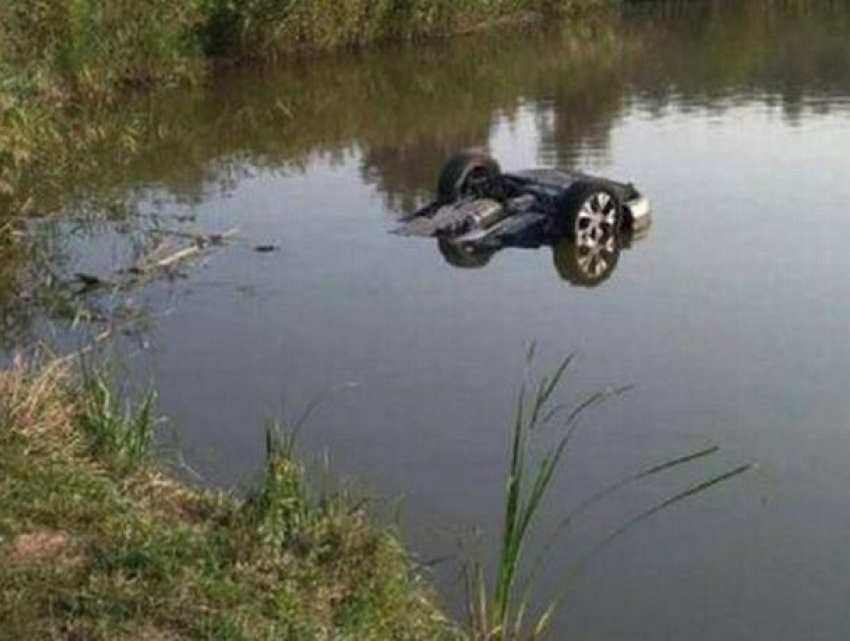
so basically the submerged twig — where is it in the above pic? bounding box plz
[131,227,240,275]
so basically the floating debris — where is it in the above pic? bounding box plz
[74,273,114,290]
[130,227,240,275]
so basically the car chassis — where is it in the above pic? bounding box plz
[397,151,652,284]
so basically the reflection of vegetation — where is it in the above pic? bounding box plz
[3,15,627,217]
[0,362,458,639]
[626,0,850,118]
[0,0,205,215]
[0,226,83,348]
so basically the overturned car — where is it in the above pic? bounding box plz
[397,150,652,286]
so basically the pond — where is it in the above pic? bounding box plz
[6,1,850,638]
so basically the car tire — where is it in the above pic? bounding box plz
[558,184,623,242]
[437,150,502,203]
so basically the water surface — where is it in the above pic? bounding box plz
[7,2,850,638]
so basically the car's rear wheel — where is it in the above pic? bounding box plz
[559,184,623,242]
[437,151,502,203]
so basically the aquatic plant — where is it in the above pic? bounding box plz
[467,348,751,640]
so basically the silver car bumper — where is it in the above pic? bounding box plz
[624,196,652,233]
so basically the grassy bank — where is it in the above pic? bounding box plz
[0,362,457,639]
[0,356,752,640]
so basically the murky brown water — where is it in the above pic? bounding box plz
[7,2,850,638]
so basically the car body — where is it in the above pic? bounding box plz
[396,151,652,286]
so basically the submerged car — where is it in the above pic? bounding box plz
[397,150,652,286]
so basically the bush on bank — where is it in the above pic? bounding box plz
[203,0,601,56]
[1,0,604,101]
[0,0,205,212]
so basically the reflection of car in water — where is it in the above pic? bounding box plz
[437,226,644,287]
[397,150,652,287]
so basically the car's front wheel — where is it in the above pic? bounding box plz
[559,184,623,243]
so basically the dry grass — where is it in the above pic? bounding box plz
[0,358,75,442]
[5,529,86,570]
[116,623,180,641]
[122,469,216,529]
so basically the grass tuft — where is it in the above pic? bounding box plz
[76,368,157,474]
[0,358,74,441]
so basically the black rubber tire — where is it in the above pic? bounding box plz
[557,183,624,241]
[437,151,502,203]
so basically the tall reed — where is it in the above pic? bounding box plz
[468,348,751,640]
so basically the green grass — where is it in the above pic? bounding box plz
[203,0,603,58]
[0,0,206,104]
[0,363,457,640]
[77,368,157,474]
[466,349,752,640]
